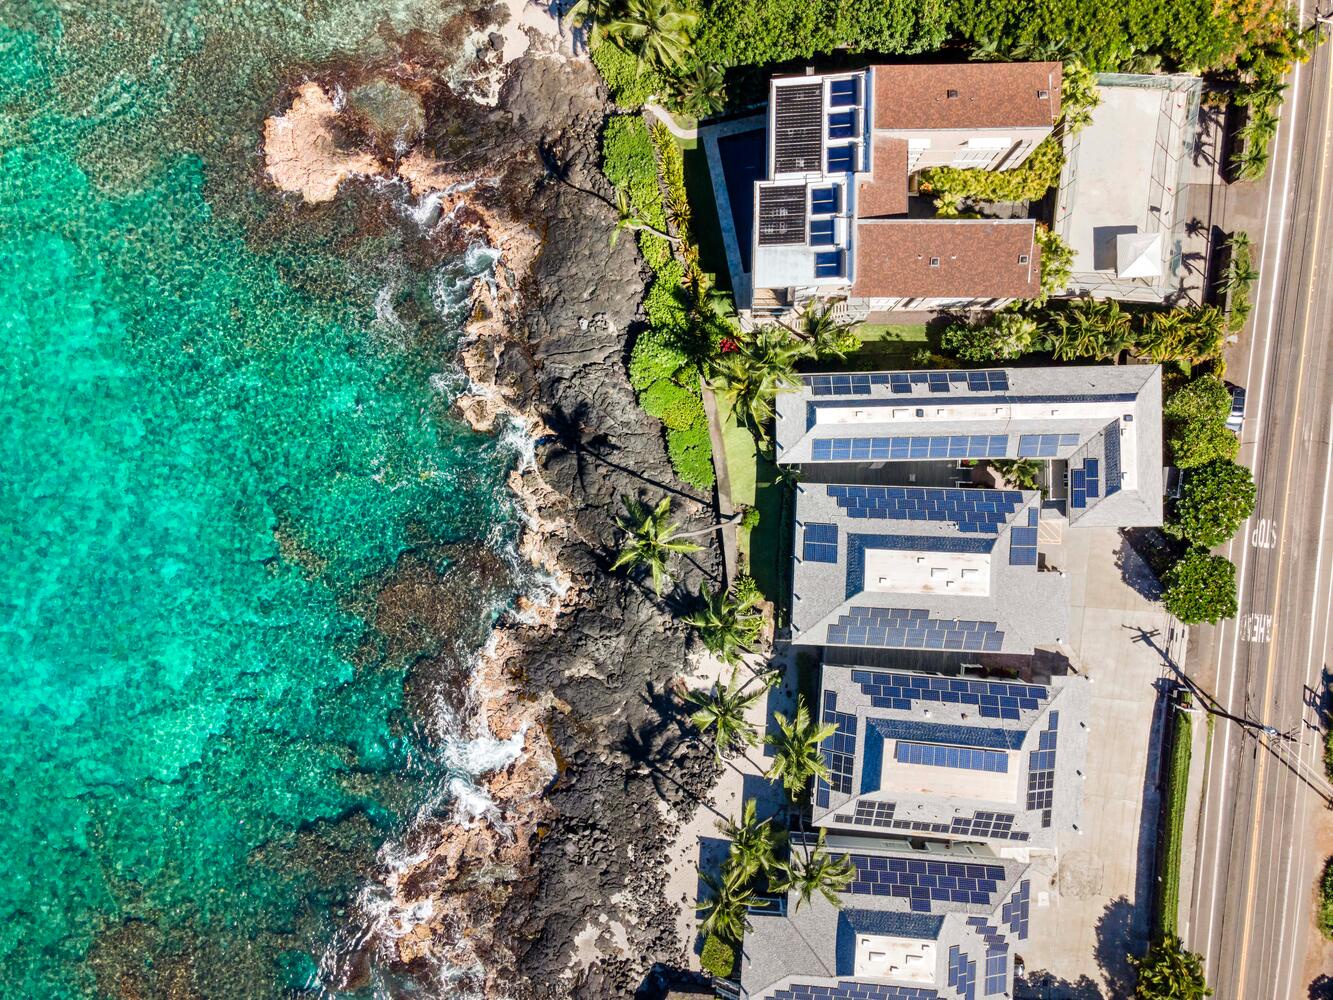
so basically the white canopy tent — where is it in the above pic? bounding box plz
[1114,231,1163,279]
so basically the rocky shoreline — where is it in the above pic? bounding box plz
[261,44,723,1000]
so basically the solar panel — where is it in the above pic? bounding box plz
[849,669,1048,721]
[810,434,1009,461]
[1016,433,1076,458]
[820,691,857,794]
[772,982,937,1000]
[757,185,807,246]
[1001,879,1031,940]
[826,485,1025,534]
[803,521,838,562]
[826,143,856,172]
[894,741,1010,772]
[985,950,1009,996]
[845,855,1006,911]
[950,946,978,999]
[1104,422,1123,495]
[827,607,1004,652]
[1025,713,1059,826]
[772,83,823,173]
[829,76,860,107]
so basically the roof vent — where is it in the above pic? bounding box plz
[946,89,960,99]
[1018,253,1030,265]
[1037,88,1050,100]
[929,256,941,267]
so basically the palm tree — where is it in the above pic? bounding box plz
[611,496,701,594]
[697,868,756,943]
[781,300,860,360]
[716,799,784,883]
[708,325,806,441]
[563,0,619,34]
[604,0,699,74]
[684,583,764,665]
[609,187,679,249]
[772,830,854,912]
[672,63,728,118]
[686,668,766,760]
[766,695,836,802]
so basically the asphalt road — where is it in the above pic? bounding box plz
[1185,15,1333,1000]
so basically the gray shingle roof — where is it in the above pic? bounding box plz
[792,485,1069,655]
[776,365,1163,530]
[740,835,1031,1000]
[811,666,1090,850]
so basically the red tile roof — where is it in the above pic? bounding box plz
[851,220,1040,300]
[872,62,1061,131]
[857,138,909,219]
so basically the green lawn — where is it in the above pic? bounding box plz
[1157,707,1193,938]
[719,408,788,609]
[837,323,935,371]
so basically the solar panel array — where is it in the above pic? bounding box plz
[771,982,938,1000]
[821,691,857,794]
[826,607,1004,652]
[827,485,1025,533]
[850,669,1049,721]
[869,718,1026,751]
[1025,711,1059,827]
[802,371,1011,398]
[1009,506,1040,566]
[828,109,857,139]
[1105,422,1123,495]
[1070,456,1100,509]
[895,741,1010,773]
[803,522,838,563]
[1016,433,1082,458]
[772,84,823,173]
[757,185,808,246]
[949,945,978,1000]
[829,77,860,107]
[833,801,1030,842]
[845,855,1005,912]
[1001,879,1031,939]
[810,434,1009,461]
[964,917,1011,997]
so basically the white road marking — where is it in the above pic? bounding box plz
[1250,517,1279,549]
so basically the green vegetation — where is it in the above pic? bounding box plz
[1168,459,1257,550]
[1163,550,1238,625]
[1164,374,1238,469]
[683,583,765,664]
[942,298,1226,367]
[603,114,716,490]
[686,668,768,759]
[700,932,737,977]
[1229,27,1316,181]
[765,695,836,803]
[611,495,702,595]
[697,867,757,942]
[1035,225,1075,303]
[1320,857,1333,939]
[1131,933,1213,999]
[717,798,785,883]
[990,458,1044,492]
[1157,705,1193,936]
[604,0,699,74]
[771,829,855,913]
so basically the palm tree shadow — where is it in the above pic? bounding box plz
[1092,895,1139,999]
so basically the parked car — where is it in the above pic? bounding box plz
[1225,382,1246,435]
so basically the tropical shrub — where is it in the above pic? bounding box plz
[701,932,737,977]
[1320,857,1333,939]
[1035,225,1074,302]
[590,33,662,107]
[1163,550,1238,625]
[941,310,1038,362]
[1168,459,1256,549]
[1165,375,1239,469]
[668,422,716,489]
[629,326,690,389]
[601,114,665,229]
[1130,932,1212,999]
[639,378,705,430]
[921,134,1065,213]
[643,258,690,328]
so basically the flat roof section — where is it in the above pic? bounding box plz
[1054,74,1204,304]
[872,62,1061,132]
[858,137,910,219]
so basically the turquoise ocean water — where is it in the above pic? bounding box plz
[1,2,518,995]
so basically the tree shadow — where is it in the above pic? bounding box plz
[1092,895,1140,999]
[1016,970,1105,999]
[1309,973,1333,1000]
[1113,533,1164,601]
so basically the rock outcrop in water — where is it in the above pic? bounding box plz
[267,50,724,1000]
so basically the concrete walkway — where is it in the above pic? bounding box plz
[645,103,698,139]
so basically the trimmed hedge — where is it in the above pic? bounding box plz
[701,931,737,977]
[1157,708,1192,937]
[668,422,716,490]
[590,35,662,108]
[639,378,706,431]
